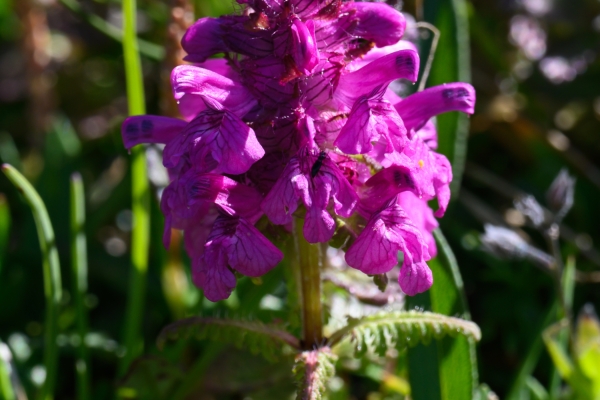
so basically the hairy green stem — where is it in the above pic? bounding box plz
[293,219,323,349]
[70,173,91,400]
[2,164,62,400]
[119,0,151,376]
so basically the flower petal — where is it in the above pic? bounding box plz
[345,196,432,296]
[261,158,302,225]
[192,248,237,302]
[335,90,407,156]
[163,109,265,175]
[351,2,406,47]
[171,65,257,121]
[291,19,320,75]
[182,18,228,63]
[121,116,186,149]
[336,49,419,106]
[394,83,476,132]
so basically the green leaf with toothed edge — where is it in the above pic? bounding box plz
[157,317,300,362]
[328,310,481,357]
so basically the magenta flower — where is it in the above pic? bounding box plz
[122,0,476,300]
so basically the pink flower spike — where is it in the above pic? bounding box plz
[193,215,283,302]
[345,196,432,296]
[121,116,186,150]
[395,83,476,133]
[163,109,265,175]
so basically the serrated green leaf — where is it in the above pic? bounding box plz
[293,348,337,400]
[328,310,480,355]
[157,317,300,361]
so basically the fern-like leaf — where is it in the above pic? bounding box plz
[157,317,300,361]
[328,310,481,356]
[293,347,337,400]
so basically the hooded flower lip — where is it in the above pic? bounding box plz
[171,65,257,121]
[122,115,187,150]
[349,2,406,47]
[345,195,432,296]
[261,147,358,243]
[193,214,284,302]
[335,49,419,107]
[163,108,265,175]
[394,82,476,133]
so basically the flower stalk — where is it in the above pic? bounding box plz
[294,218,323,349]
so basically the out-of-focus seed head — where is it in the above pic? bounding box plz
[480,224,530,260]
[546,168,575,220]
[514,194,546,228]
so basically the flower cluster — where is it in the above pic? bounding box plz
[122,0,475,301]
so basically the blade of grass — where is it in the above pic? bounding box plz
[0,194,10,276]
[407,228,478,400]
[119,0,151,376]
[59,0,164,61]
[0,341,16,400]
[1,164,62,400]
[70,173,91,400]
[422,0,471,196]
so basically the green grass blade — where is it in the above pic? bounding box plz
[119,0,151,376]
[0,194,10,277]
[70,173,91,400]
[407,229,478,400]
[59,0,164,60]
[423,0,471,196]
[1,164,62,400]
[505,303,557,400]
[0,341,16,400]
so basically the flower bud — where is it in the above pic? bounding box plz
[514,195,545,228]
[546,169,575,220]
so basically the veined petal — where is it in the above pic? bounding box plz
[345,196,432,295]
[261,158,302,225]
[163,109,265,175]
[192,248,237,302]
[193,215,283,301]
[336,49,419,106]
[171,65,257,121]
[395,83,476,132]
[397,191,438,258]
[181,172,264,223]
[335,90,407,156]
[121,116,186,149]
[351,2,406,47]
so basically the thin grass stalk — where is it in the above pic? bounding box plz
[69,173,90,400]
[1,164,62,400]
[119,0,151,376]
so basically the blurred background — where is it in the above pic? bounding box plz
[0,0,599,398]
